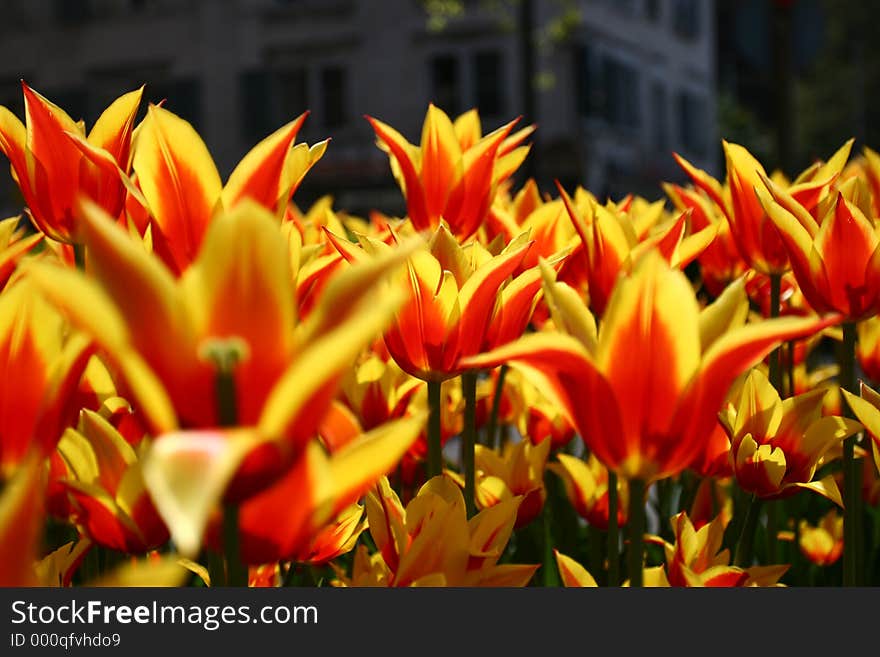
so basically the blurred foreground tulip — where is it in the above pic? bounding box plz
[0,280,93,478]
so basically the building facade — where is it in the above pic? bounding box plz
[0,0,717,217]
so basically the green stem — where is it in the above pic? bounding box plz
[461,371,478,518]
[734,495,764,567]
[223,504,247,587]
[427,380,443,479]
[73,242,86,271]
[840,320,860,586]
[768,272,783,393]
[203,339,247,585]
[542,503,559,587]
[765,500,777,563]
[786,340,796,398]
[485,364,508,449]
[627,478,646,587]
[606,470,619,586]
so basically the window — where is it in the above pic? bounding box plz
[676,91,708,157]
[573,45,594,118]
[644,0,661,22]
[671,0,700,41]
[650,81,668,152]
[240,68,308,140]
[600,56,640,130]
[321,66,347,129]
[473,50,505,117]
[54,0,92,25]
[430,55,460,117]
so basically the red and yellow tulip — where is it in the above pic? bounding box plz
[758,184,880,321]
[0,83,142,243]
[334,476,538,587]
[549,452,628,530]
[463,252,837,482]
[0,279,93,478]
[368,105,528,240]
[799,510,844,567]
[54,410,168,553]
[721,368,860,502]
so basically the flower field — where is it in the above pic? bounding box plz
[2,83,880,588]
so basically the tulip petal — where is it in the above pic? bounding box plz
[222,113,308,212]
[367,116,429,230]
[419,104,462,225]
[142,429,267,557]
[673,314,842,473]
[554,550,598,587]
[133,104,223,272]
[0,456,43,586]
[87,86,143,170]
[597,252,701,478]
[259,286,406,445]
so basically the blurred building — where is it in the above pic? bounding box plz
[0,0,717,217]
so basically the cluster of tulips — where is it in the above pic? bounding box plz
[4,82,880,589]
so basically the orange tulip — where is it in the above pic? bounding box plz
[463,252,837,482]
[653,511,788,587]
[329,224,542,381]
[54,410,168,553]
[0,83,142,243]
[0,279,93,477]
[558,182,717,315]
[799,511,843,567]
[462,438,551,529]
[25,199,416,509]
[132,105,327,275]
[721,369,860,502]
[674,140,850,275]
[758,185,880,321]
[333,476,537,587]
[549,453,628,530]
[368,105,528,240]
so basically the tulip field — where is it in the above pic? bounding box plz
[3,83,880,589]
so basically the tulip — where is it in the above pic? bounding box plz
[333,476,538,587]
[722,368,860,567]
[463,253,837,483]
[549,453,628,530]
[799,511,844,567]
[463,251,836,585]
[558,182,717,315]
[0,83,142,244]
[54,410,168,553]
[0,215,42,289]
[674,140,851,276]
[458,438,551,529]
[0,279,93,478]
[368,105,528,240]
[650,511,788,587]
[722,368,859,504]
[133,105,328,275]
